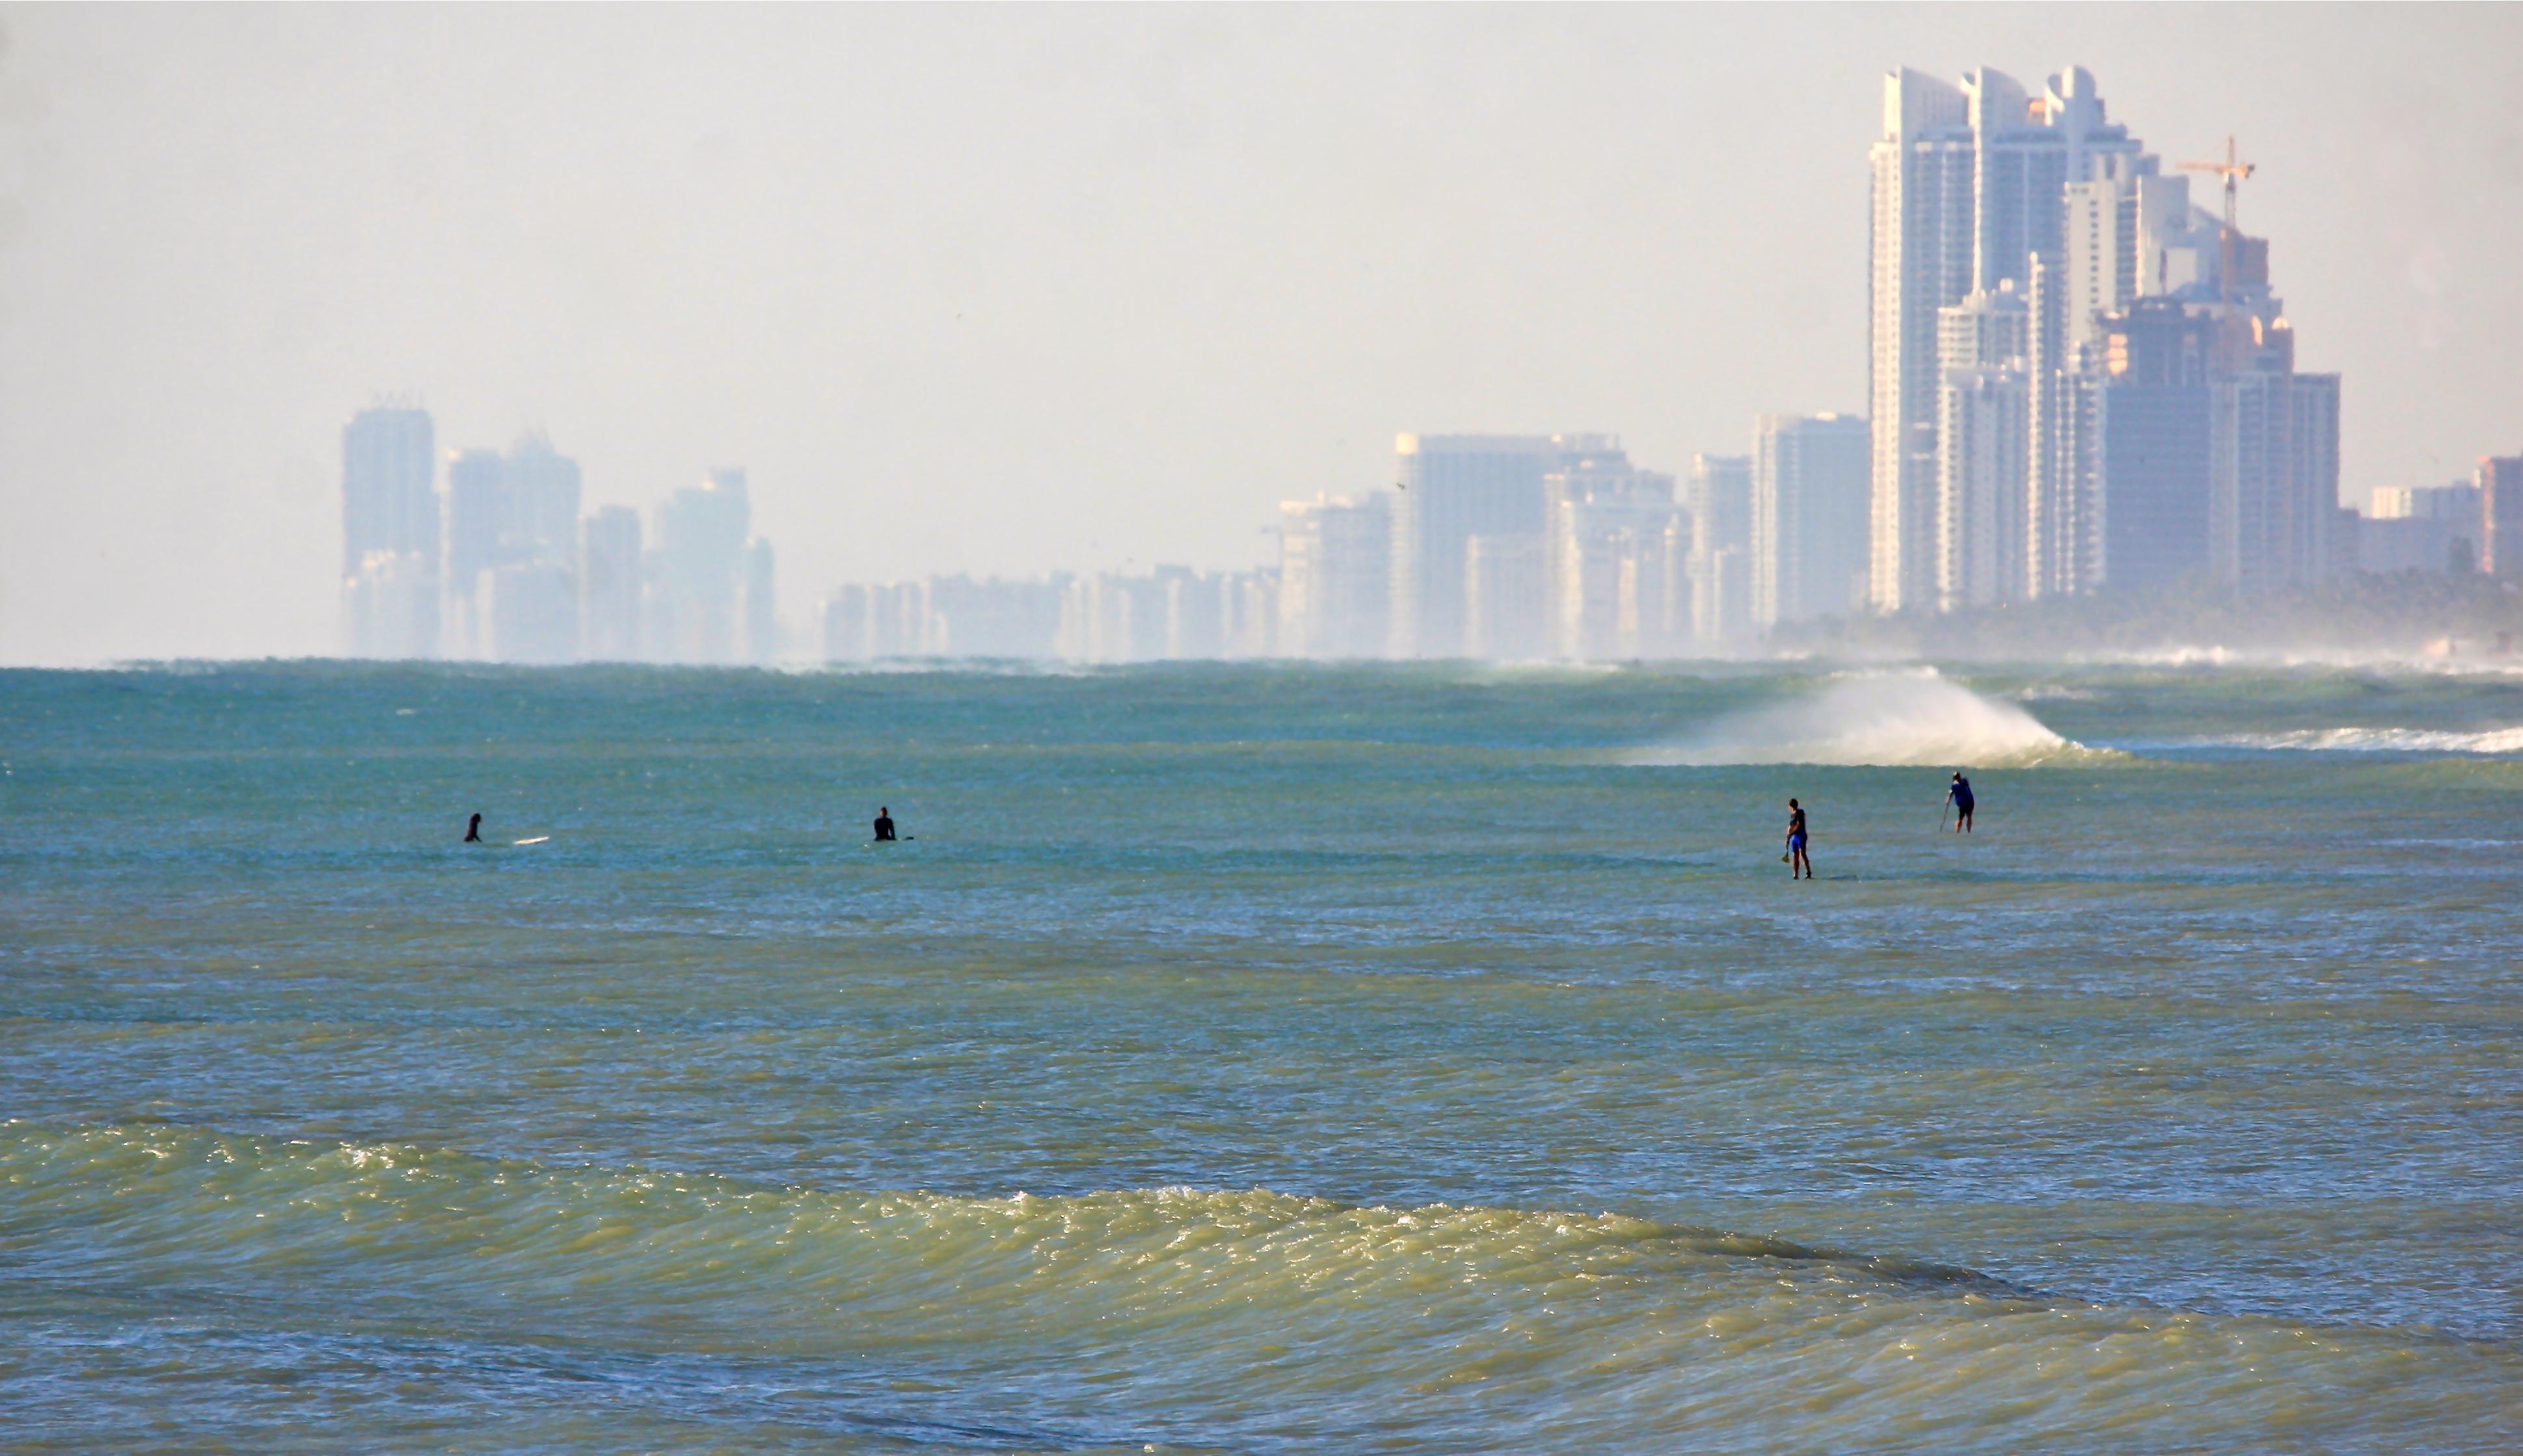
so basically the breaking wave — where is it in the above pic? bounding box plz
[1633,669,2112,767]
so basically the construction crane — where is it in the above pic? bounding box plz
[2179,136,2256,303]
[2179,135,2257,232]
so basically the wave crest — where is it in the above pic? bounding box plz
[0,1120,2004,1310]
[2209,726,2523,755]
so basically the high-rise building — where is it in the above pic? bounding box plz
[1753,413,1872,627]
[1059,573,1171,663]
[1463,536,1548,660]
[342,550,440,660]
[580,507,643,660]
[2355,483,2478,576]
[1870,66,2145,612]
[1545,452,1684,661]
[444,433,584,659]
[2085,299,2217,589]
[652,469,753,664]
[2213,364,2340,595]
[823,585,874,660]
[2056,231,2343,600]
[1227,571,1278,658]
[874,581,929,657]
[2482,455,2523,578]
[340,405,440,658]
[744,539,779,664]
[503,433,582,571]
[1157,567,1228,660]
[1388,435,1601,657]
[487,563,578,665]
[1934,286,2031,610]
[1686,453,1752,647]
[1280,493,1391,659]
[923,576,1063,658]
[444,447,506,654]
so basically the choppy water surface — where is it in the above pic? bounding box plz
[3,660,2520,1452]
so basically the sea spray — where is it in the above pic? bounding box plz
[1632,669,2109,767]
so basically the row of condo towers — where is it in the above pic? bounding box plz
[339,407,777,664]
[824,420,1867,663]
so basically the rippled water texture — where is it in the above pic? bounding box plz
[3,660,2520,1451]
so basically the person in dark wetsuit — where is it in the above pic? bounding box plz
[465,813,483,844]
[1947,772,1975,833]
[873,806,897,842]
[1785,798,1811,880]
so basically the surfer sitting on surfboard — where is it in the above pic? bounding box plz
[465,813,483,844]
[873,807,898,843]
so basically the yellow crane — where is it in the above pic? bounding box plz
[2178,135,2257,234]
[2179,136,2257,304]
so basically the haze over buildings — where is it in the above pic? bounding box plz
[3,8,2519,664]
[323,51,2513,667]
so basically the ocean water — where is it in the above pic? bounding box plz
[3,658,2519,1452]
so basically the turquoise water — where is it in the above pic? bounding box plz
[3,660,2519,1451]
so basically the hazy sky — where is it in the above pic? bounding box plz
[1,4,2517,664]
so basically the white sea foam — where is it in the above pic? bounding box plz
[1634,668,2103,767]
[2211,726,2523,755]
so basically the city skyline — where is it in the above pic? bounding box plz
[4,7,2521,663]
[320,46,2518,666]
[328,53,2498,667]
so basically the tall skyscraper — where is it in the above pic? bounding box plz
[1870,66,2144,612]
[652,469,754,664]
[580,506,643,661]
[1753,414,1872,627]
[340,404,440,658]
[1388,435,1597,657]
[1280,493,1391,659]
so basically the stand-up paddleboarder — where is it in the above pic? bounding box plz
[1785,798,1811,880]
[1947,772,1975,833]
